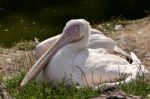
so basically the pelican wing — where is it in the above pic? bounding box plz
[72,48,129,87]
[73,50,148,90]
[35,29,131,60]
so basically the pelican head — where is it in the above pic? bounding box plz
[61,19,90,47]
[20,19,91,88]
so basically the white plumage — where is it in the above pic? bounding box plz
[21,19,149,90]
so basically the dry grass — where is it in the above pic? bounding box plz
[0,48,35,79]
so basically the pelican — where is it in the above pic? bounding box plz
[20,19,149,91]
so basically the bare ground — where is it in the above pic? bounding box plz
[0,48,35,78]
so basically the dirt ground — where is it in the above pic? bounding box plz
[112,17,150,70]
[0,16,150,78]
[0,48,35,78]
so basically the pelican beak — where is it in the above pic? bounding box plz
[20,23,83,88]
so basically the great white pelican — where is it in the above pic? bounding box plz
[20,19,149,90]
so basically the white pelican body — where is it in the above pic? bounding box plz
[21,19,149,90]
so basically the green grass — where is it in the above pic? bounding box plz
[3,72,99,99]
[2,71,150,99]
[119,75,150,98]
